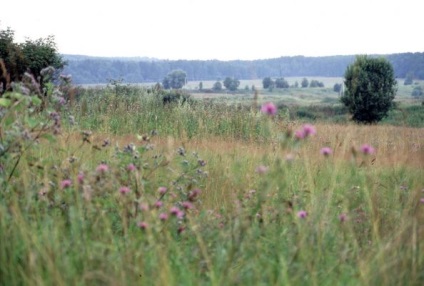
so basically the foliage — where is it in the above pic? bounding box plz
[162,69,187,89]
[63,53,424,84]
[341,55,397,123]
[301,77,309,88]
[412,85,423,97]
[275,77,289,88]
[404,72,414,85]
[333,83,342,93]
[309,79,324,88]
[223,77,240,91]
[0,26,65,93]
[212,81,223,91]
[262,77,274,89]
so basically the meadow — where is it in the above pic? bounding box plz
[0,79,423,285]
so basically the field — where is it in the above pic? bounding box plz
[1,81,424,285]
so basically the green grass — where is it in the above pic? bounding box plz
[1,85,423,285]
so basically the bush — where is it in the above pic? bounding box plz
[341,55,397,123]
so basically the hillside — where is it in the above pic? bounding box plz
[62,52,424,84]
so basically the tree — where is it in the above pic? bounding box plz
[262,77,274,89]
[0,27,65,94]
[301,78,309,88]
[212,81,222,91]
[341,55,397,123]
[162,70,186,89]
[223,77,240,91]
[198,81,203,90]
[21,36,65,81]
[404,72,414,85]
[412,86,423,97]
[333,83,342,93]
[275,77,289,88]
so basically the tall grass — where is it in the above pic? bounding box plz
[1,86,423,285]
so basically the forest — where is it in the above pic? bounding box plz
[63,52,424,84]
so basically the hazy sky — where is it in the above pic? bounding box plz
[2,0,422,60]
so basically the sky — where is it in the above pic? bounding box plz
[2,0,423,61]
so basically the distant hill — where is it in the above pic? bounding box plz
[62,53,424,85]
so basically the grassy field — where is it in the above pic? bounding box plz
[1,83,423,285]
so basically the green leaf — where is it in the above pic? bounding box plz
[30,96,42,106]
[26,117,39,129]
[0,98,12,107]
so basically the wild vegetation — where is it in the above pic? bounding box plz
[1,26,424,286]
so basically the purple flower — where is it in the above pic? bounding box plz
[127,163,136,171]
[188,189,201,202]
[96,163,109,173]
[261,102,277,116]
[295,124,316,140]
[158,187,167,195]
[360,144,375,155]
[170,207,181,216]
[181,201,194,210]
[339,213,347,222]
[139,203,149,211]
[61,179,72,189]
[255,165,269,174]
[137,221,148,230]
[154,201,163,208]
[119,186,130,195]
[77,172,84,184]
[159,213,168,221]
[320,147,333,156]
[420,198,424,204]
[297,210,308,219]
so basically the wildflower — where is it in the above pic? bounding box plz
[137,221,148,230]
[181,201,194,210]
[320,147,333,156]
[77,172,84,184]
[360,144,375,155]
[297,210,308,219]
[127,163,136,171]
[170,207,181,216]
[188,189,201,202]
[261,102,277,116]
[96,163,109,173]
[255,165,269,174]
[159,213,168,221]
[119,186,130,195]
[139,203,149,211]
[154,201,163,208]
[177,226,186,234]
[420,198,424,204]
[339,213,347,222]
[158,187,167,195]
[295,124,316,140]
[61,179,72,189]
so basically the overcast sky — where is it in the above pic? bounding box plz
[2,0,422,60]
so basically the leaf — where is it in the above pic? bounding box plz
[30,96,42,106]
[0,98,11,107]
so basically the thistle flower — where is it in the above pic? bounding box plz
[61,179,72,189]
[339,213,347,222]
[96,163,109,173]
[137,221,148,230]
[297,210,308,219]
[360,144,375,155]
[77,172,84,184]
[158,187,167,195]
[320,147,333,156]
[127,163,136,171]
[159,213,168,221]
[181,201,194,210]
[261,102,277,116]
[119,186,130,195]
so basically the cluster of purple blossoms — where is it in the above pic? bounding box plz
[295,124,316,139]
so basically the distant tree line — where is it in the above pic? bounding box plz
[62,53,424,85]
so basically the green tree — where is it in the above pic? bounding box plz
[333,83,342,93]
[223,77,240,91]
[301,78,309,88]
[275,77,289,88]
[262,77,274,89]
[212,81,222,91]
[341,55,397,123]
[198,81,203,90]
[412,86,423,97]
[21,36,65,81]
[404,72,414,85]
[162,70,187,89]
